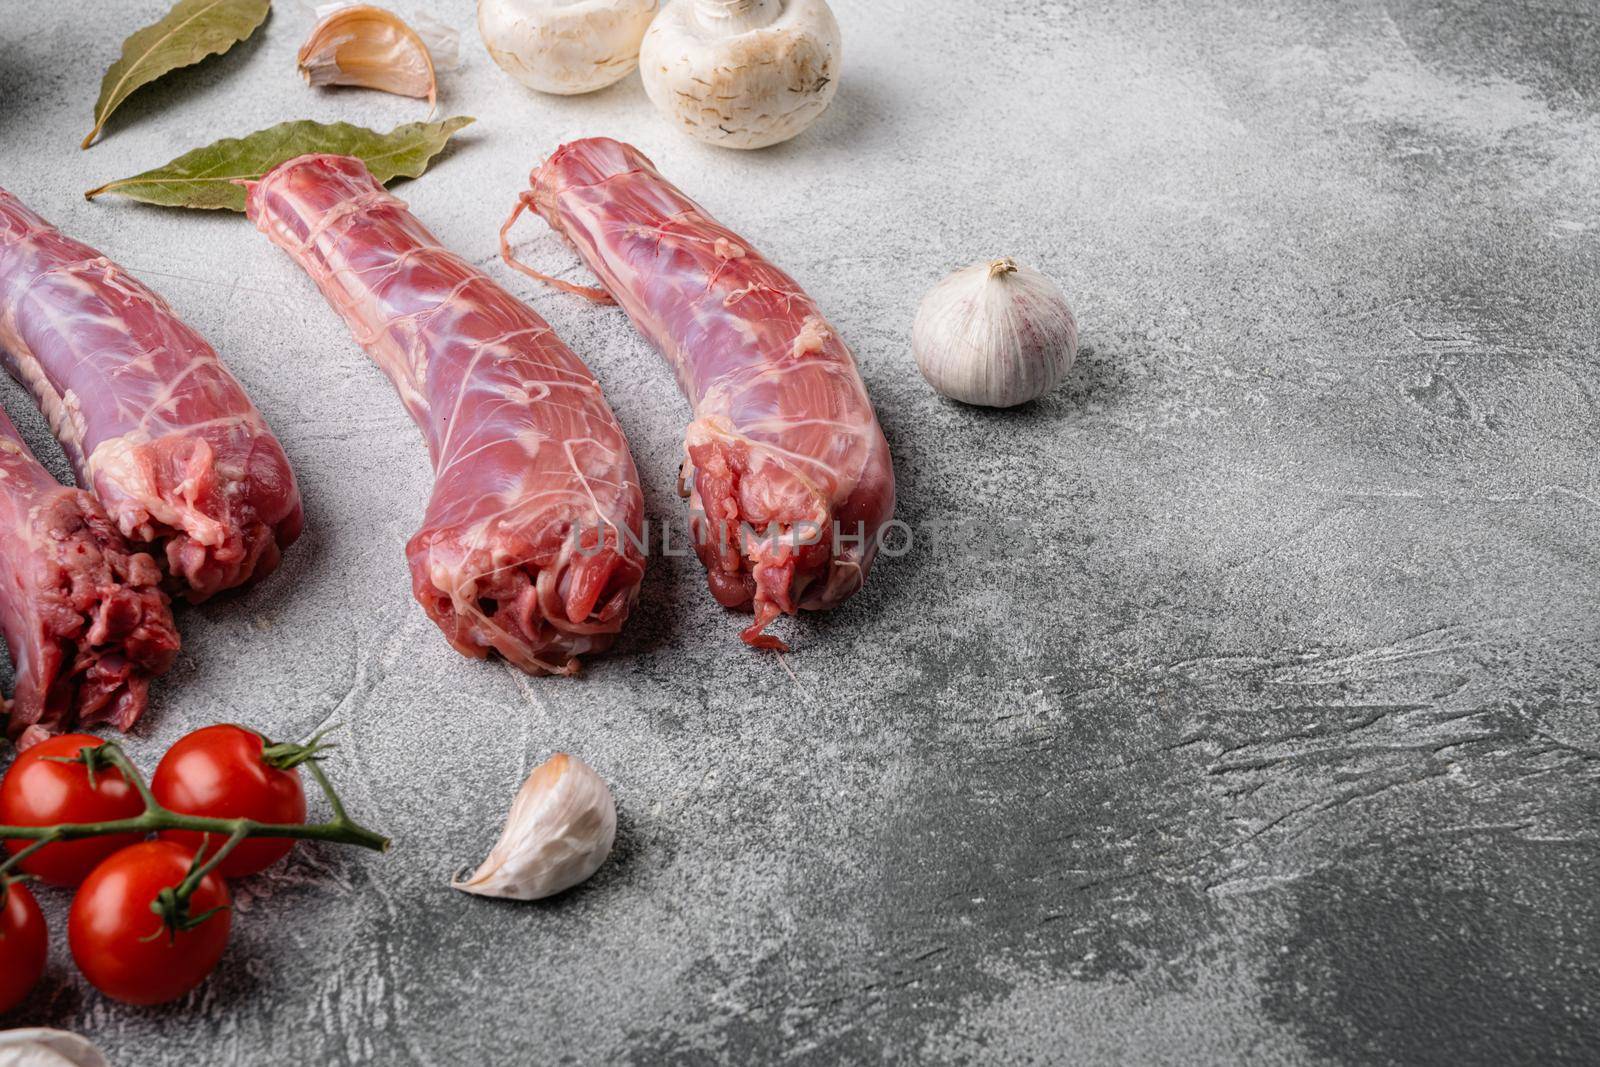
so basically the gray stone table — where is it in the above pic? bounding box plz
[0,0,1596,1063]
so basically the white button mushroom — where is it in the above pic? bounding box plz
[478,0,659,95]
[640,0,842,149]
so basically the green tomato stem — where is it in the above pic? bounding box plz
[101,744,160,809]
[0,812,388,849]
[260,723,339,771]
[0,739,390,887]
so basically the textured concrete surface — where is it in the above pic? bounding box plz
[2,0,1599,1063]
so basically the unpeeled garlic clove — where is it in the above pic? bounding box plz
[912,257,1079,408]
[298,4,438,111]
[453,753,617,901]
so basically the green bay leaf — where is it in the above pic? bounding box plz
[85,0,272,149]
[84,117,477,211]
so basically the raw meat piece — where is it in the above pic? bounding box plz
[246,155,645,675]
[511,138,895,649]
[0,406,179,748]
[0,188,303,602]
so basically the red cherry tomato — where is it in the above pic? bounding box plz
[1,733,145,885]
[152,724,306,878]
[0,880,47,1014]
[68,841,231,1006]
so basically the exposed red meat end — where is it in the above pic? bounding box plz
[0,407,179,747]
[247,155,646,675]
[0,188,303,602]
[518,138,895,649]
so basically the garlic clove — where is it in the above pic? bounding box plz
[911,257,1080,408]
[298,4,438,112]
[640,0,842,149]
[0,1030,112,1067]
[453,752,617,901]
[406,11,462,71]
[477,0,660,96]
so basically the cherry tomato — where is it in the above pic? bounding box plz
[69,841,231,1006]
[1,733,145,885]
[0,880,47,1013]
[152,724,306,878]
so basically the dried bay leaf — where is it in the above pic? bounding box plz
[85,0,272,149]
[84,117,476,211]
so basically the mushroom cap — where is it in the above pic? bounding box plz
[478,0,659,95]
[640,0,843,149]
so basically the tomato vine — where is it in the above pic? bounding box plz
[0,736,387,934]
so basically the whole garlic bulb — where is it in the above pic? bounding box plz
[0,1030,112,1067]
[640,0,842,149]
[912,258,1078,408]
[453,752,617,901]
[478,0,658,95]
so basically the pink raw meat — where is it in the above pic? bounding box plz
[247,155,646,675]
[0,406,179,747]
[510,138,895,649]
[0,188,303,602]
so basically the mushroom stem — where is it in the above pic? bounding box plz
[693,0,781,30]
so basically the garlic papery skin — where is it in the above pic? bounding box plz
[0,1030,112,1067]
[912,258,1079,408]
[478,0,659,95]
[453,753,617,901]
[640,0,842,149]
[298,5,438,109]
